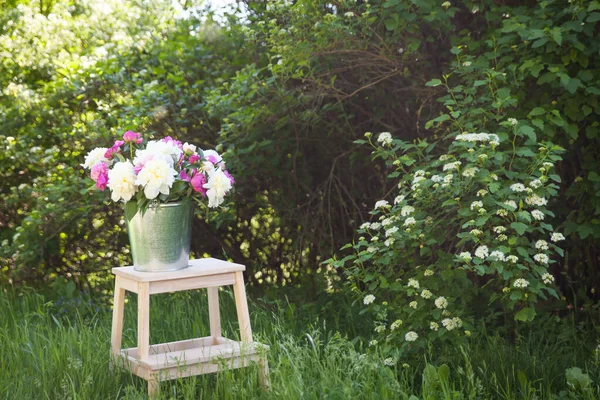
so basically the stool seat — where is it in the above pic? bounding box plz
[110,257,269,397]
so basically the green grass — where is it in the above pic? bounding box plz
[0,287,598,399]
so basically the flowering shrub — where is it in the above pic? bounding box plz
[82,132,234,220]
[328,59,567,359]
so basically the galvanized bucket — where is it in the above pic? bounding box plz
[126,200,194,272]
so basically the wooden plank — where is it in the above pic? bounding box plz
[119,341,269,380]
[207,287,222,339]
[118,276,138,293]
[154,354,262,381]
[123,336,217,357]
[138,282,150,360]
[110,277,126,363]
[258,357,270,390]
[112,258,245,282]
[149,273,235,295]
[141,341,265,370]
[233,271,253,342]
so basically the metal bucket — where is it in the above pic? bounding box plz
[126,201,194,272]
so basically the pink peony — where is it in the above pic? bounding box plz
[162,136,183,149]
[190,172,207,196]
[188,154,200,164]
[223,170,235,186]
[123,130,142,144]
[104,140,124,159]
[179,169,192,182]
[90,162,109,191]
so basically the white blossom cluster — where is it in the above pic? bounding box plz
[525,195,548,206]
[513,278,529,288]
[377,132,393,146]
[551,232,565,242]
[405,331,418,342]
[394,195,405,205]
[383,357,397,366]
[454,133,500,143]
[390,320,403,331]
[542,273,554,284]
[443,161,462,171]
[385,226,399,237]
[471,201,484,210]
[489,250,506,261]
[401,205,415,216]
[510,183,527,192]
[442,317,462,331]
[407,278,420,289]
[475,245,489,259]
[374,200,389,209]
[531,210,545,220]
[363,294,375,305]
[529,179,543,189]
[462,167,479,178]
[435,296,448,309]
[404,217,416,227]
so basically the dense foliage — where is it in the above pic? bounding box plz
[1,0,598,323]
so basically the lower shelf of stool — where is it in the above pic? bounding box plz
[117,336,268,381]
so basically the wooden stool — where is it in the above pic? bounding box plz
[110,258,270,397]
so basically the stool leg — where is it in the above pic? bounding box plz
[232,271,253,342]
[207,286,221,342]
[110,276,126,367]
[258,357,270,390]
[148,376,159,399]
[137,282,150,360]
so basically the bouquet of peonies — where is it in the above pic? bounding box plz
[81,131,234,219]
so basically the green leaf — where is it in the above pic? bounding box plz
[550,29,562,45]
[587,12,600,23]
[438,364,450,381]
[426,79,442,87]
[564,77,582,94]
[514,307,536,322]
[511,222,528,235]
[528,107,545,117]
[125,201,139,222]
[566,367,592,390]
[384,17,398,31]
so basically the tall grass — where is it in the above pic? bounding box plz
[0,287,598,399]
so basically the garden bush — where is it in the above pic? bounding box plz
[0,0,598,313]
[328,0,600,359]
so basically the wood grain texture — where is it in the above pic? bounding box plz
[112,258,245,282]
[207,287,222,339]
[233,271,253,342]
[137,282,150,360]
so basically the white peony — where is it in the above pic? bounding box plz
[182,142,196,154]
[135,159,177,200]
[203,149,224,168]
[134,140,182,168]
[81,148,110,169]
[203,168,233,208]
[107,161,137,202]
